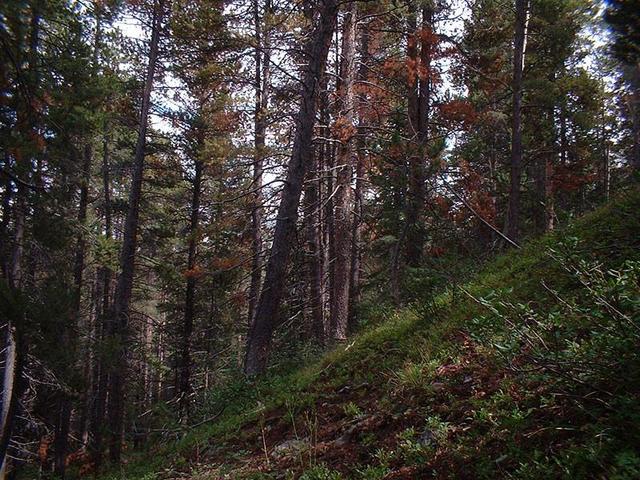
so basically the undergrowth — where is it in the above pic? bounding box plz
[95,189,640,479]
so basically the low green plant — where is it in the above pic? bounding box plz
[343,401,363,419]
[299,464,343,480]
[354,464,390,480]
[396,427,430,465]
[390,358,440,392]
[424,415,451,443]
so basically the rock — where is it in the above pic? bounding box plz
[338,385,352,394]
[418,429,436,447]
[335,425,358,446]
[430,382,446,392]
[334,414,380,447]
[271,438,308,459]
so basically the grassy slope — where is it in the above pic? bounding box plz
[102,190,640,480]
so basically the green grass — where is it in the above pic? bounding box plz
[97,189,640,479]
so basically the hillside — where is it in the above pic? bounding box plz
[93,190,640,480]
[5,0,639,478]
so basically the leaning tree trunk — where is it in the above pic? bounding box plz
[504,0,529,245]
[248,0,271,327]
[330,0,358,343]
[244,0,339,375]
[107,0,164,463]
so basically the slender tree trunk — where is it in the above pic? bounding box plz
[544,155,554,231]
[319,74,331,336]
[390,10,419,302]
[348,154,363,325]
[330,0,358,343]
[1,123,26,480]
[8,184,26,292]
[79,270,99,445]
[404,5,432,266]
[534,99,555,235]
[179,158,202,417]
[404,8,421,265]
[303,147,325,343]
[601,102,610,201]
[52,142,92,478]
[326,140,336,332]
[248,0,271,327]
[0,324,21,479]
[88,122,112,469]
[348,24,370,329]
[504,0,529,244]
[629,65,640,173]
[0,8,40,476]
[107,0,164,462]
[0,156,12,280]
[244,0,339,375]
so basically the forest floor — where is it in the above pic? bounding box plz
[98,189,640,480]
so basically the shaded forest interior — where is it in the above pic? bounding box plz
[1,0,640,478]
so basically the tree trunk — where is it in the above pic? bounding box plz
[88,121,113,469]
[629,65,640,173]
[404,4,432,266]
[0,156,12,280]
[504,0,529,244]
[107,0,164,463]
[303,146,325,343]
[330,0,358,343]
[0,8,40,476]
[248,0,271,327]
[349,21,370,329]
[319,73,331,337]
[404,8,421,266]
[244,0,339,375]
[0,325,21,479]
[533,99,555,235]
[178,158,202,417]
[601,101,610,200]
[52,142,92,479]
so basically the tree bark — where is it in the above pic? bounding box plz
[107,0,164,463]
[243,0,339,375]
[504,0,529,244]
[330,0,358,342]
